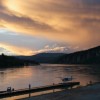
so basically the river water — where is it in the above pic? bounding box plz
[0,64,100,92]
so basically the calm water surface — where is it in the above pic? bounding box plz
[0,64,100,91]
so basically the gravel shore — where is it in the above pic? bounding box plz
[21,83,100,100]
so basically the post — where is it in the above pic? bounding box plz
[29,84,31,90]
[53,83,55,93]
[89,81,92,85]
[29,84,31,98]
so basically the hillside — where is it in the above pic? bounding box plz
[0,54,39,68]
[56,46,100,64]
[17,53,65,63]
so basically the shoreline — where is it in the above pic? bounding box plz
[19,82,100,100]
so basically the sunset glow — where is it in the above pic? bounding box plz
[0,0,100,55]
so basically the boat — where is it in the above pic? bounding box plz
[62,76,73,82]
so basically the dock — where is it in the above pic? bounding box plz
[0,82,80,99]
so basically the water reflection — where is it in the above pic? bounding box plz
[0,64,100,92]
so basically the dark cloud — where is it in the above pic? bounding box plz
[83,0,100,5]
[0,12,56,32]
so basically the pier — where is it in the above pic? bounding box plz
[0,82,80,99]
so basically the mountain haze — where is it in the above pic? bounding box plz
[16,46,100,64]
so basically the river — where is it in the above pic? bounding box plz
[0,64,100,92]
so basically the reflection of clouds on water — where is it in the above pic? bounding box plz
[0,64,100,91]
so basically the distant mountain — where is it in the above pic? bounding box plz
[17,53,65,63]
[0,54,39,68]
[56,46,100,64]
[15,46,100,64]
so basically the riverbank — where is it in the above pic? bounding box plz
[20,83,100,100]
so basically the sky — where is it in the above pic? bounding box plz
[0,0,100,55]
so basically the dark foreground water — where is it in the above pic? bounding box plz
[0,64,100,100]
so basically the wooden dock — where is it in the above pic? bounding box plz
[0,82,80,99]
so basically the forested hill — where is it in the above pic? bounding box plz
[16,53,65,63]
[0,54,39,68]
[56,46,100,64]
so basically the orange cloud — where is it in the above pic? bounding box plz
[0,43,67,55]
[0,0,100,48]
[0,43,34,55]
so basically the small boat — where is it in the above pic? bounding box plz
[62,76,73,82]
